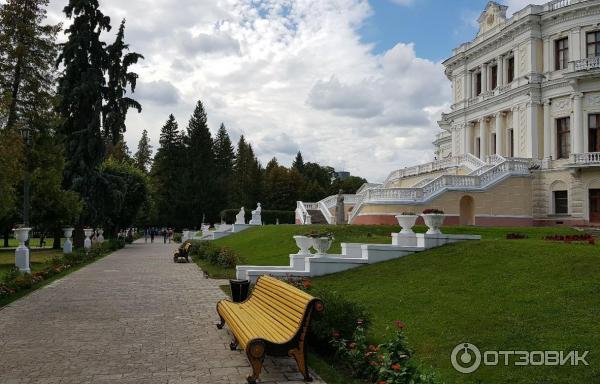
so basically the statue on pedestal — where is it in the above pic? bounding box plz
[235,207,246,224]
[250,203,262,225]
[336,189,345,225]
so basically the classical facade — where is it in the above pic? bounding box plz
[297,0,600,227]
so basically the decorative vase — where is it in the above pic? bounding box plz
[312,237,333,255]
[395,215,418,234]
[422,214,445,235]
[63,227,74,254]
[13,227,32,273]
[83,228,93,250]
[97,228,104,243]
[293,235,313,255]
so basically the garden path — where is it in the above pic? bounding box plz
[0,239,325,384]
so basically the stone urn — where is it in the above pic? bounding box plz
[83,228,94,250]
[422,214,445,235]
[13,227,32,273]
[311,237,333,255]
[97,228,105,243]
[395,214,418,234]
[63,227,74,254]
[293,235,313,255]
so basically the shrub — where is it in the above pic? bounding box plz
[173,232,182,243]
[332,321,442,384]
[506,233,528,240]
[217,246,240,268]
[422,208,444,214]
[219,209,295,225]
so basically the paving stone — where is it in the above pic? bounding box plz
[0,240,325,384]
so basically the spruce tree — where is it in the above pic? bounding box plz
[56,0,111,231]
[0,0,60,132]
[151,115,185,227]
[292,151,305,173]
[232,136,262,209]
[134,129,153,172]
[103,19,143,146]
[213,123,234,212]
[182,100,215,224]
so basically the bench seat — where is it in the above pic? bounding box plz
[217,276,323,383]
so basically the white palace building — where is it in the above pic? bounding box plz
[297,0,600,227]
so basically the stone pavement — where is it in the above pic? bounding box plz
[0,240,325,384]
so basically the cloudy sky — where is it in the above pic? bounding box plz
[42,0,545,182]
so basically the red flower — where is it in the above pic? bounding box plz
[368,344,378,352]
[378,381,386,384]
[302,278,312,289]
[391,363,402,372]
[332,330,340,338]
[394,320,406,329]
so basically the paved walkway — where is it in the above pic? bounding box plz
[0,240,325,384]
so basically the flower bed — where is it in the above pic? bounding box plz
[506,233,528,240]
[543,234,596,245]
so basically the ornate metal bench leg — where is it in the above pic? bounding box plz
[246,341,265,384]
[289,347,312,382]
[216,316,225,329]
[230,338,239,350]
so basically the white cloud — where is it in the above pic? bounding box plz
[43,0,451,182]
[387,0,414,6]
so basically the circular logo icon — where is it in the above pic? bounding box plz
[451,343,482,374]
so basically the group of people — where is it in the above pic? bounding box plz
[143,227,174,244]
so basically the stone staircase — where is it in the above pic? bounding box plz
[236,231,480,282]
[307,210,327,224]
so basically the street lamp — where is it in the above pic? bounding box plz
[19,126,31,227]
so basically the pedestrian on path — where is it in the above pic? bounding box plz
[163,229,167,244]
[150,229,155,243]
[144,228,148,243]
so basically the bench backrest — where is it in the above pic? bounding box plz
[249,276,317,334]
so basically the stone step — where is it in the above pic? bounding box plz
[307,209,328,224]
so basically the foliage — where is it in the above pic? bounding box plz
[213,123,235,217]
[329,176,368,195]
[0,129,23,221]
[231,135,262,209]
[134,129,153,172]
[217,246,240,268]
[219,209,295,225]
[422,209,444,214]
[399,212,417,216]
[262,157,303,210]
[189,241,240,268]
[331,321,441,384]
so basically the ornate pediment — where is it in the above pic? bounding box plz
[477,1,508,36]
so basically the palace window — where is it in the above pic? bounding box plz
[587,31,600,58]
[553,190,568,215]
[590,114,600,152]
[491,65,498,89]
[476,72,482,95]
[507,56,515,83]
[556,117,570,159]
[554,38,569,70]
[475,138,481,158]
[492,133,496,155]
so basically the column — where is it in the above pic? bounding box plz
[497,55,504,87]
[527,102,540,159]
[495,112,505,156]
[572,93,584,154]
[513,48,519,81]
[543,100,552,158]
[466,70,472,100]
[512,106,520,157]
[479,117,488,160]
[543,37,551,73]
[570,27,581,62]
[481,64,488,93]
[466,123,473,155]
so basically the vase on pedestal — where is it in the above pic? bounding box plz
[293,236,313,255]
[13,227,32,273]
[63,227,74,254]
[83,228,93,250]
[422,214,445,235]
[97,228,104,243]
[312,237,333,255]
[395,214,418,234]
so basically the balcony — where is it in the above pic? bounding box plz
[572,56,600,72]
[570,152,600,166]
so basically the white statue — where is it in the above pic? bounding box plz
[235,207,246,225]
[250,203,262,225]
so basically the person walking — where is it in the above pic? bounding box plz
[168,228,173,244]
[144,228,148,243]
[150,229,155,243]
[163,228,167,244]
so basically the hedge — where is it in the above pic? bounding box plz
[219,209,295,225]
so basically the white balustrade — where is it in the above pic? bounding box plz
[571,152,600,164]
[547,0,571,11]
[573,56,600,71]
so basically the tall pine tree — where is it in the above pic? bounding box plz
[56,0,111,232]
[213,123,234,215]
[134,129,153,172]
[103,19,143,147]
[151,115,185,227]
[182,100,215,224]
[232,136,262,209]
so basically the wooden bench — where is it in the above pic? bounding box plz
[173,241,191,263]
[216,275,324,383]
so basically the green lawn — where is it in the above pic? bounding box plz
[208,225,600,383]
[1,237,62,248]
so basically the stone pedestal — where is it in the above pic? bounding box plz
[83,228,93,250]
[97,229,104,243]
[63,228,74,254]
[392,233,418,247]
[13,227,32,273]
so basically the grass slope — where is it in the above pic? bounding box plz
[209,225,600,383]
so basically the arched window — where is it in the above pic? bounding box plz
[550,180,568,215]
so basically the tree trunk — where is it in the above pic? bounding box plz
[73,224,84,249]
[53,228,61,250]
[5,55,23,131]
[3,228,9,248]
